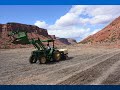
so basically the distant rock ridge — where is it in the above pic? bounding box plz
[50,35,77,45]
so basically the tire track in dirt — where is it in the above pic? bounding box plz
[101,64,120,85]
[0,51,99,74]
[8,50,120,84]
[0,53,100,84]
[90,60,120,85]
[0,54,101,84]
[58,53,120,85]
[1,48,108,85]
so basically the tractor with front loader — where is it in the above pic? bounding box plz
[8,30,68,64]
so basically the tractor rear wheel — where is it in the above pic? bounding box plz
[39,56,47,64]
[53,50,61,62]
[29,55,37,64]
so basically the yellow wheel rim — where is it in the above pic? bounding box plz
[54,53,61,61]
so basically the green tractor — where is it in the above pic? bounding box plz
[29,39,65,64]
[8,30,68,64]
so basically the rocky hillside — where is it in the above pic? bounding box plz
[80,16,120,45]
[50,35,77,45]
[0,22,76,49]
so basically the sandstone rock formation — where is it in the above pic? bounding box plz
[0,22,76,49]
[80,16,120,45]
[50,35,77,45]
[66,38,77,44]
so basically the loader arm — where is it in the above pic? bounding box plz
[8,31,46,50]
[30,38,46,50]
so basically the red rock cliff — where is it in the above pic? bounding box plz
[0,22,76,49]
[80,16,120,45]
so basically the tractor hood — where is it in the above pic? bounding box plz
[57,49,68,54]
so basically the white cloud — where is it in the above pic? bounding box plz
[48,27,91,39]
[55,13,79,27]
[90,28,101,35]
[90,15,113,24]
[34,5,120,41]
[34,21,48,29]
[51,5,120,28]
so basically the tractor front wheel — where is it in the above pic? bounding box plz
[53,50,61,62]
[39,56,47,64]
[29,55,37,64]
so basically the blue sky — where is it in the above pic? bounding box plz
[1,5,120,42]
[0,5,71,25]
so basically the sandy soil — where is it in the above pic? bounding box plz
[0,44,120,85]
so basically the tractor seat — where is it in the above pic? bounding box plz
[46,48,51,54]
[46,48,53,56]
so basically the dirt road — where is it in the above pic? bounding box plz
[0,44,120,85]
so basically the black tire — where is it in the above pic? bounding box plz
[64,54,68,60]
[39,56,47,64]
[53,50,61,62]
[29,55,37,64]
